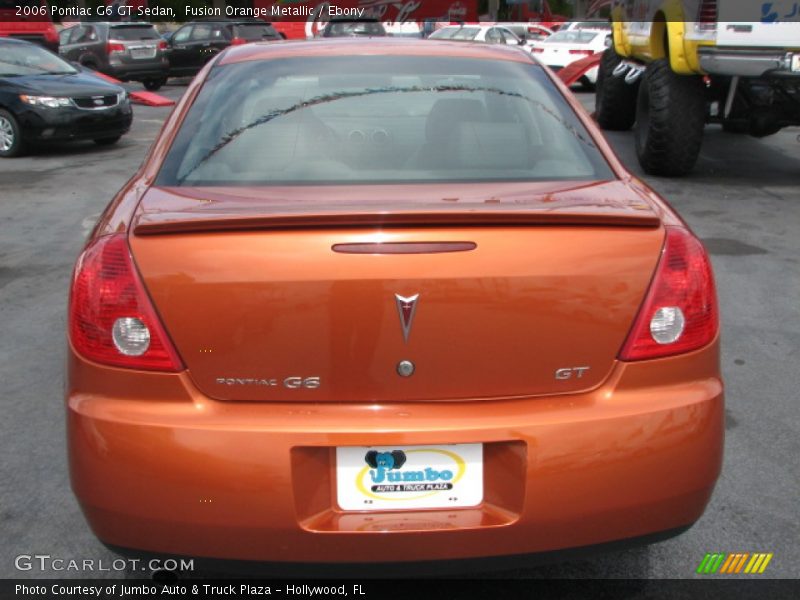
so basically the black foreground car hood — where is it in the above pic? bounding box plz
[0,72,124,97]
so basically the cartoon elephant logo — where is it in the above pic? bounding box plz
[364,450,407,470]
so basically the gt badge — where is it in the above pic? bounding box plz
[394,293,419,343]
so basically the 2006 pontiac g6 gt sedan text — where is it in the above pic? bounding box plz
[66,39,723,564]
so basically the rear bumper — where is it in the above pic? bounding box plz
[106,61,169,82]
[699,47,800,77]
[67,342,723,563]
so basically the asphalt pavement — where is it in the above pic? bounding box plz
[0,82,798,581]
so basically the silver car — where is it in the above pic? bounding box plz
[59,22,169,91]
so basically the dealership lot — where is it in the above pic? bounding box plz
[0,81,798,579]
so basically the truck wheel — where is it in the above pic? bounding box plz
[634,59,706,176]
[595,48,638,131]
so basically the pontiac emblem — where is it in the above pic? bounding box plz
[394,294,419,343]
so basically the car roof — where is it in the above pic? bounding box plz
[219,38,535,66]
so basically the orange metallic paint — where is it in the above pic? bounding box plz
[68,340,722,562]
[67,40,724,563]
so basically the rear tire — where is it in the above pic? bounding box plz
[722,121,748,134]
[143,78,167,91]
[0,109,25,158]
[595,47,638,131]
[94,136,121,146]
[634,58,706,177]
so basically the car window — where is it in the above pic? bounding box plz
[236,23,281,40]
[158,56,613,187]
[59,27,75,45]
[109,25,160,41]
[211,25,228,40]
[190,24,213,42]
[484,28,505,44]
[547,31,599,44]
[172,26,191,44]
[73,26,97,44]
[500,28,520,44]
[428,27,479,41]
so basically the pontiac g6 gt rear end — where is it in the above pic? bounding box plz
[66,39,723,564]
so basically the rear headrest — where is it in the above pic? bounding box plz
[453,123,529,170]
[425,98,487,142]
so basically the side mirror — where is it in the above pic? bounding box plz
[518,37,526,45]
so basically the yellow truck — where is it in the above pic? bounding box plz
[596,0,800,175]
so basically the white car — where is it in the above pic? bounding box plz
[428,24,525,46]
[530,29,611,88]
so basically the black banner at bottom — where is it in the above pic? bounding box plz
[3,579,799,600]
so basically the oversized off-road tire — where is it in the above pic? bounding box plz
[595,47,638,131]
[634,59,706,176]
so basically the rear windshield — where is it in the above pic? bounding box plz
[109,25,160,41]
[157,55,613,186]
[236,23,281,40]
[324,21,386,36]
[429,27,480,40]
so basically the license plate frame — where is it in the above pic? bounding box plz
[130,46,156,60]
[335,444,483,511]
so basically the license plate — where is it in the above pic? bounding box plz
[336,444,483,511]
[130,46,156,60]
[791,53,800,72]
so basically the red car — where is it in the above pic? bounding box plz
[67,39,723,565]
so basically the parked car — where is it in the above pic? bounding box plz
[0,39,132,157]
[0,0,59,53]
[319,18,388,38]
[58,22,169,91]
[166,19,282,78]
[67,38,722,565]
[530,29,611,88]
[428,24,525,45]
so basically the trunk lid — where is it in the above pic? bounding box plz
[130,181,664,402]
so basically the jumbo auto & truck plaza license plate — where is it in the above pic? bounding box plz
[336,444,483,511]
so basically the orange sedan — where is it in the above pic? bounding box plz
[66,39,722,564]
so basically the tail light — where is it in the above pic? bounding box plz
[695,0,718,34]
[69,234,183,372]
[569,49,594,55]
[531,47,544,53]
[230,37,247,46]
[158,40,168,50]
[619,227,718,361]
[106,41,125,54]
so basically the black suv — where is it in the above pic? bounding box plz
[166,20,282,78]
[59,22,169,91]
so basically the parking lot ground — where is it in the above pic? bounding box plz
[1,85,798,580]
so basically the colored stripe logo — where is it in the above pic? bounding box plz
[696,553,773,574]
